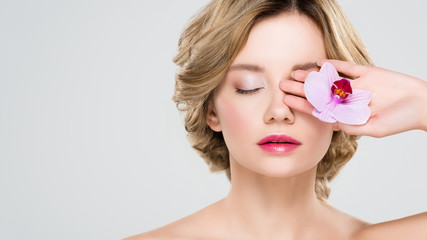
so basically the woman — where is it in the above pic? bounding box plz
[126,0,427,239]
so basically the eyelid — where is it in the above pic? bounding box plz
[233,77,265,91]
[235,87,264,95]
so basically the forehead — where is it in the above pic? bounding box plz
[231,13,326,73]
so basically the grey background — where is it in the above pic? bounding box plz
[1,0,426,239]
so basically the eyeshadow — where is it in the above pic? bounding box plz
[233,74,266,90]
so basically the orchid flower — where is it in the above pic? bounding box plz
[304,62,371,125]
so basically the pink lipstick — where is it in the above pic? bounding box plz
[257,134,301,154]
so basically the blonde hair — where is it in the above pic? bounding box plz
[173,0,373,201]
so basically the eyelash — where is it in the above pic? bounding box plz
[235,88,263,95]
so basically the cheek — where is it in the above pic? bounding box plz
[214,96,261,148]
[298,113,334,158]
[216,97,253,134]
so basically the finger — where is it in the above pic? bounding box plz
[317,59,369,78]
[280,79,306,98]
[351,101,420,137]
[334,110,399,138]
[334,120,373,137]
[291,70,310,83]
[283,94,314,115]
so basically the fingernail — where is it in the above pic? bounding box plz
[290,71,295,78]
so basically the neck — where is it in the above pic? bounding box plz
[221,157,326,239]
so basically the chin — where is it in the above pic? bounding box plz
[244,157,320,179]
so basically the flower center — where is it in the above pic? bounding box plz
[331,78,352,99]
[334,88,347,98]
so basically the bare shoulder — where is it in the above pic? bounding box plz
[318,201,370,238]
[122,220,184,240]
[352,212,427,240]
[122,200,224,240]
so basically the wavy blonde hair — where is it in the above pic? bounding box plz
[173,0,373,201]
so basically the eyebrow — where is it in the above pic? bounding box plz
[227,62,319,73]
[228,64,265,73]
[291,62,319,71]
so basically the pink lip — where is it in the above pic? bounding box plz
[257,134,301,154]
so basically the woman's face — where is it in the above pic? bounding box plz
[207,13,334,178]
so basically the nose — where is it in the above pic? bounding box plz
[264,86,295,124]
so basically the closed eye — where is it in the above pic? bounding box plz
[235,87,263,95]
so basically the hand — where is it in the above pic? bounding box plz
[279,59,427,137]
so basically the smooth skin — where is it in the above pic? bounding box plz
[125,13,427,240]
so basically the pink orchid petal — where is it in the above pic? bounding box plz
[331,104,371,125]
[304,71,332,111]
[312,108,337,123]
[319,62,340,86]
[343,89,371,105]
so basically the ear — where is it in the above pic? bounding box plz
[332,122,340,131]
[206,100,222,132]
